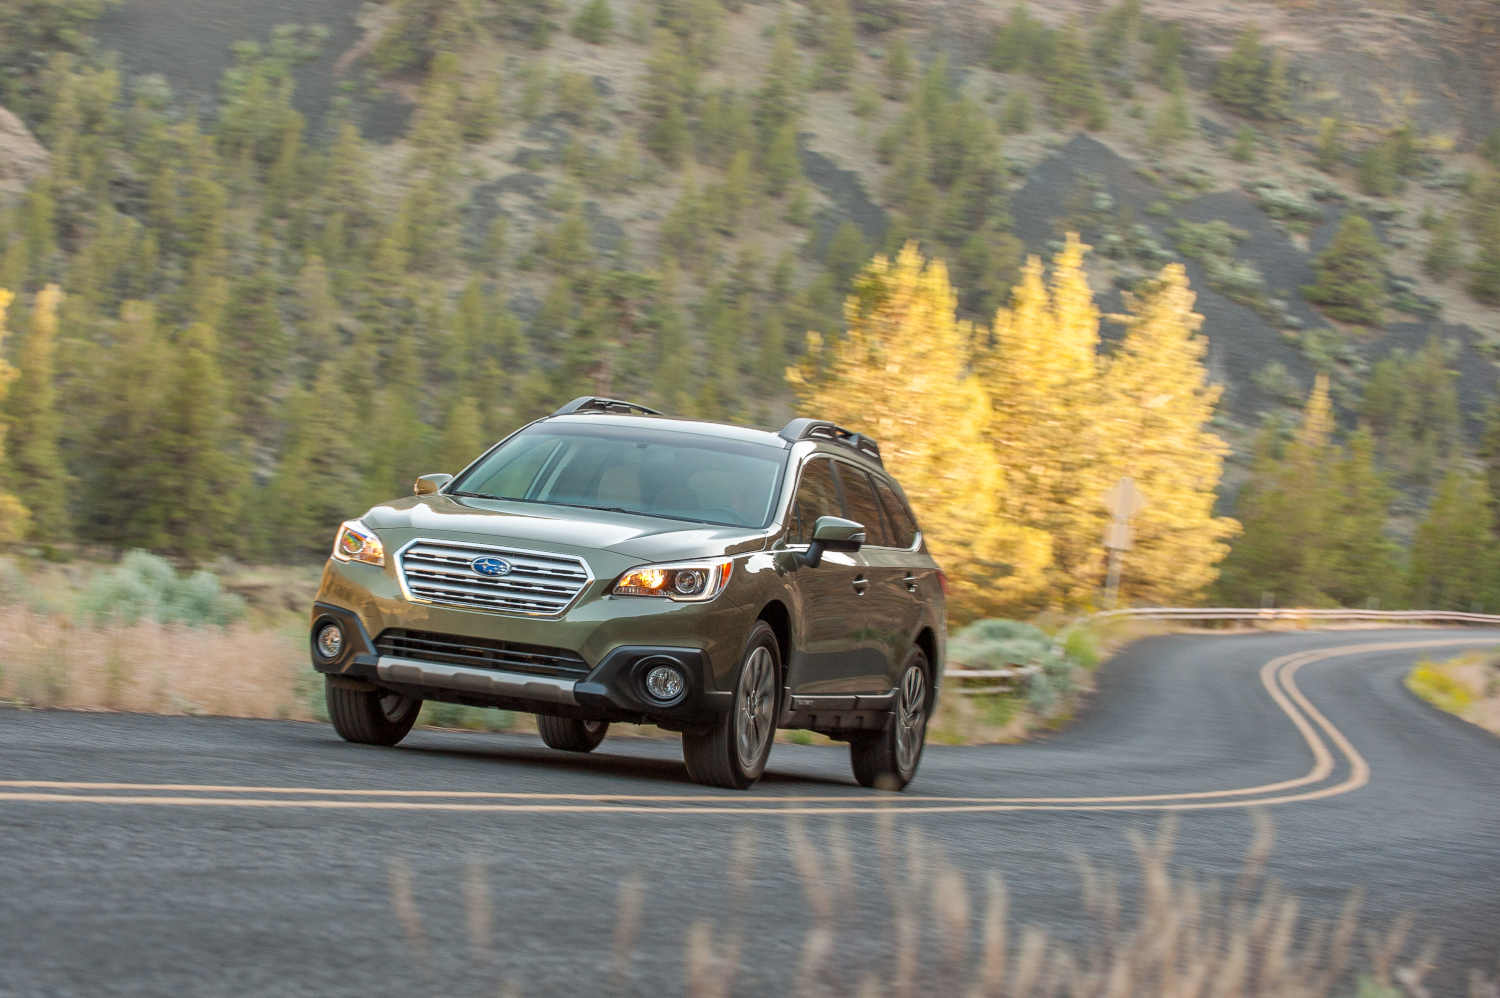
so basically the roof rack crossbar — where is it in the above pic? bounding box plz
[777,418,883,465]
[551,397,664,417]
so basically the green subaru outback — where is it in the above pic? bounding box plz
[309,397,946,790]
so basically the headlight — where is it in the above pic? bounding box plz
[331,519,385,567]
[612,559,733,602]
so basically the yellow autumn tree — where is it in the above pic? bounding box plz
[0,289,33,542]
[788,244,1051,618]
[978,234,1111,607]
[1099,264,1239,604]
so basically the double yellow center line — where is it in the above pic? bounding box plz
[0,637,1489,815]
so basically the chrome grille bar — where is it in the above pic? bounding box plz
[397,539,592,616]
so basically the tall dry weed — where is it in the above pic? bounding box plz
[0,606,307,719]
[387,816,1497,997]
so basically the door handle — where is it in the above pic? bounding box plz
[851,575,869,596]
[902,573,919,593]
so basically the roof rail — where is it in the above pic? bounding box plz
[778,418,883,465]
[551,396,664,417]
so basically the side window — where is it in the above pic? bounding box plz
[786,459,844,545]
[839,466,894,548]
[874,477,918,548]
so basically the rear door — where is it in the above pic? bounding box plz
[782,457,865,695]
[835,464,910,694]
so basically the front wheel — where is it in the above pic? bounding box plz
[325,677,421,746]
[537,715,609,752]
[682,621,780,789]
[850,650,930,791]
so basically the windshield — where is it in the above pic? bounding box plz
[449,422,789,529]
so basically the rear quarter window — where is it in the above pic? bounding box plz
[874,477,919,548]
[838,465,894,548]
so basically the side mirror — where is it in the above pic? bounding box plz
[801,515,865,568]
[414,473,453,496]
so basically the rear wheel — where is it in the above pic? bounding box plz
[850,649,930,791]
[537,715,609,752]
[683,621,780,790]
[325,678,421,746]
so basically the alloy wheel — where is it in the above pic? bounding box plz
[734,646,777,770]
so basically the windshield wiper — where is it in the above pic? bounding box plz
[447,490,502,501]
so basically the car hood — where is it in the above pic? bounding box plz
[361,494,771,563]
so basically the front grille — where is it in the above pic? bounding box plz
[375,628,590,679]
[397,539,592,616]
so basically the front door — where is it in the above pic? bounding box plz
[781,457,866,694]
[834,462,909,694]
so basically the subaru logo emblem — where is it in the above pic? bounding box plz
[471,556,512,577]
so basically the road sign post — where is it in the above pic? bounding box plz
[1102,476,1146,609]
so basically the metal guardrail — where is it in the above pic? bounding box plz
[1092,607,1500,626]
[944,607,1500,695]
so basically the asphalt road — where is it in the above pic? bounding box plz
[3,629,1499,996]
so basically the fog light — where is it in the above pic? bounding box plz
[316,622,344,660]
[644,663,686,704]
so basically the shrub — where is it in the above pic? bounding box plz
[1303,214,1386,325]
[570,0,613,44]
[76,550,246,628]
[1406,662,1474,715]
[1423,215,1463,281]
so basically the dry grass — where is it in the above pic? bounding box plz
[0,606,311,719]
[387,814,1497,997]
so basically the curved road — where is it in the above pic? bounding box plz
[2,629,1498,995]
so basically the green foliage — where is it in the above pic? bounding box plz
[1470,176,1500,303]
[1211,27,1287,120]
[1148,81,1193,148]
[1409,468,1498,611]
[4,286,68,541]
[1359,339,1461,485]
[1230,125,1256,162]
[1044,20,1108,129]
[1423,214,1463,281]
[1316,116,1344,172]
[76,550,246,628]
[1303,215,1385,325]
[990,3,1051,75]
[1220,379,1401,608]
[571,0,614,43]
[884,35,912,100]
[1358,142,1398,197]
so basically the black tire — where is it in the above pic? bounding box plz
[325,677,421,746]
[851,648,930,791]
[682,621,780,790]
[537,714,609,752]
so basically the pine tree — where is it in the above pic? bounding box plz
[1100,264,1238,604]
[884,35,912,100]
[1212,26,1285,120]
[158,322,247,560]
[5,283,68,541]
[78,301,171,549]
[571,0,614,43]
[1218,377,1337,606]
[437,395,486,473]
[0,288,30,543]
[1304,214,1385,325]
[1408,468,1498,611]
[787,244,1051,617]
[1423,214,1464,281]
[978,234,1108,607]
[1322,428,1400,607]
[818,0,856,90]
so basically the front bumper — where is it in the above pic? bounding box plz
[310,601,732,728]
